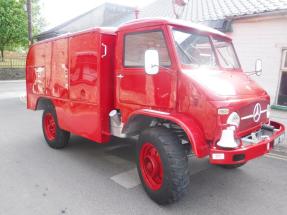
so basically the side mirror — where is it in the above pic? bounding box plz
[255,59,262,76]
[144,49,159,75]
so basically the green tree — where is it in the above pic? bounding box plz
[0,0,45,61]
[32,0,46,35]
[0,0,27,61]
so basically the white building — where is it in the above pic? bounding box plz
[229,13,287,108]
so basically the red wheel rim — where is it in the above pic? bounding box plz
[139,143,163,191]
[44,112,56,141]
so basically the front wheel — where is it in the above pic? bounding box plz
[42,108,70,149]
[136,127,190,205]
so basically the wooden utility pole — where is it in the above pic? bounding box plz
[27,0,33,45]
[172,0,188,19]
[135,7,139,19]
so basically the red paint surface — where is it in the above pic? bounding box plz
[27,28,115,143]
[26,18,285,164]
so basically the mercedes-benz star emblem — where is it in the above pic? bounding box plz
[253,103,261,122]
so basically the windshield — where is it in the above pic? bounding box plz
[172,29,240,69]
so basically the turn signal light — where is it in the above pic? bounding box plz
[212,153,225,160]
[218,108,229,115]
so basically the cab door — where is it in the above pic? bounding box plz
[116,27,177,109]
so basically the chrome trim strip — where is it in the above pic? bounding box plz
[241,109,267,120]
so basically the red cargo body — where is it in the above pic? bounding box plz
[26,28,116,143]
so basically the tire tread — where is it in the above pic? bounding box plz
[42,107,70,149]
[137,127,190,204]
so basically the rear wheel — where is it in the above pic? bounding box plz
[42,107,70,149]
[136,127,190,205]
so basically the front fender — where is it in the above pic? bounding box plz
[124,109,209,158]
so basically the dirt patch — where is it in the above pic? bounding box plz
[0,68,25,80]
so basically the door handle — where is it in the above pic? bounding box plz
[116,74,124,79]
[80,89,86,97]
[101,43,107,58]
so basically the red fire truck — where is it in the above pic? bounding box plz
[26,18,285,204]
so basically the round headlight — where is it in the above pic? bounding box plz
[227,112,240,127]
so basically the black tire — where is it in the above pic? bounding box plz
[219,163,246,169]
[136,127,190,205]
[42,106,70,149]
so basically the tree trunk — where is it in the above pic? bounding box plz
[27,0,33,45]
[0,49,4,62]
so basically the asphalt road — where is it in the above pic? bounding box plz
[0,80,25,100]
[0,81,287,215]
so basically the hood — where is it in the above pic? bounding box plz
[182,68,267,100]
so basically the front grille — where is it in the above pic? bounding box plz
[238,100,268,132]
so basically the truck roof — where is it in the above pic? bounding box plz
[32,27,117,46]
[118,18,231,40]
[33,18,230,47]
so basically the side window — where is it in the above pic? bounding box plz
[124,30,171,67]
[277,49,287,106]
[282,49,287,69]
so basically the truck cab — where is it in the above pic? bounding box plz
[26,18,285,205]
[113,18,284,160]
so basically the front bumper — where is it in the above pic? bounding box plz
[209,121,285,165]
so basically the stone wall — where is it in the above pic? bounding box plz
[0,68,25,80]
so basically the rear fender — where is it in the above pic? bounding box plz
[36,97,54,110]
[123,109,209,158]
[35,97,68,131]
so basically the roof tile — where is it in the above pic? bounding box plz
[140,0,287,22]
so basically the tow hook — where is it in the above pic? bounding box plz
[262,124,275,132]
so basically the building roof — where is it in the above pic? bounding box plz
[36,2,135,41]
[139,0,287,31]
[36,0,287,40]
[140,0,287,22]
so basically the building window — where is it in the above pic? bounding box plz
[277,49,287,106]
[124,30,171,67]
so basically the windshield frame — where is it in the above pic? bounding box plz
[171,27,242,71]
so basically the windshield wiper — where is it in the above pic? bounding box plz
[175,42,201,66]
